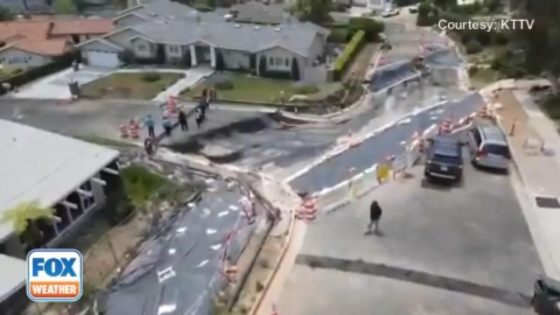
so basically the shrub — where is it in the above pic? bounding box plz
[118,49,134,64]
[468,65,478,76]
[347,17,384,42]
[465,39,482,54]
[214,80,233,90]
[141,72,161,82]
[333,30,366,81]
[294,85,319,94]
[492,32,508,45]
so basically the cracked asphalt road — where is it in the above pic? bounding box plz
[279,152,542,315]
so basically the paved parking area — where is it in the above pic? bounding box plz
[10,66,112,99]
[279,156,542,315]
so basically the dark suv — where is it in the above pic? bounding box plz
[424,136,464,183]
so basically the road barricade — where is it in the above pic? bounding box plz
[295,197,318,223]
[314,180,352,214]
[351,164,379,198]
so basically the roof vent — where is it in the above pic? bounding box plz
[274,27,281,32]
[234,24,241,28]
[149,12,158,17]
[254,25,260,30]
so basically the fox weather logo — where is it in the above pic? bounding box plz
[26,249,83,302]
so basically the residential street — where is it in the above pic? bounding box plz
[279,157,542,315]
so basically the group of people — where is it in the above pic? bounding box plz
[142,96,212,155]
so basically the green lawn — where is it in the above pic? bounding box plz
[121,165,180,209]
[82,72,183,100]
[470,67,501,89]
[182,72,318,104]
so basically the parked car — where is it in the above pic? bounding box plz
[424,136,464,183]
[532,276,560,315]
[381,9,400,17]
[466,125,510,171]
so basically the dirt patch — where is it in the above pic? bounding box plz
[343,43,376,83]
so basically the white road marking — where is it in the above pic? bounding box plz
[218,211,229,217]
[206,228,217,235]
[229,205,239,211]
[196,259,209,268]
[176,227,187,234]
[168,248,176,255]
[157,266,176,283]
[157,304,177,315]
[202,208,211,217]
[210,244,222,251]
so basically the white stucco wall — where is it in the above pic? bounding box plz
[258,46,297,73]
[131,37,156,59]
[0,48,53,70]
[222,49,251,70]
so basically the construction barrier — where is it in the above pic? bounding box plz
[313,180,353,214]
[119,124,128,138]
[349,164,379,199]
[128,120,140,139]
[295,197,317,222]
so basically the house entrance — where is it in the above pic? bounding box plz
[195,46,211,64]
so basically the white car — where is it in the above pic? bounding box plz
[381,9,400,17]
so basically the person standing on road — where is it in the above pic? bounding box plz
[367,200,383,235]
[162,115,173,137]
[178,108,188,131]
[144,114,155,138]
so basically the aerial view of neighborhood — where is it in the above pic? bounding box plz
[1,0,560,314]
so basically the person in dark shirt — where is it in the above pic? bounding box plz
[367,200,383,235]
[178,109,188,131]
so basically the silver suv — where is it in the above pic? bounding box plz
[466,125,510,171]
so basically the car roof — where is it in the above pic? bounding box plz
[431,136,461,156]
[477,125,507,145]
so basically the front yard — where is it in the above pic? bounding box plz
[181,72,320,104]
[81,72,183,99]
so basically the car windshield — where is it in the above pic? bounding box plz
[484,144,510,158]
[433,154,460,164]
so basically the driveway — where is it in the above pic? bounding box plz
[279,157,542,315]
[10,66,113,100]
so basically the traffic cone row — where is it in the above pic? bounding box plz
[223,263,238,283]
[119,124,128,138]
[295,198,317,222]
[167,95,178,115]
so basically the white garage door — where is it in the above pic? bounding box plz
[86,50,120,68]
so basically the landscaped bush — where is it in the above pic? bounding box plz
[541,95,560,120]
[141,72,162,82]
[465,39,482,54]
[468,65,479,76]
[294,85,319,94]
[214,80,233,90]
[333,30,366,81]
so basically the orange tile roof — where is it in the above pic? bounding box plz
[0,21,70,56]
[50,19,114,35]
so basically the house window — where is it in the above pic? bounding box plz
[137,44,146,51]
[285,58,289,67]
[269,57,274,66]
[79,180,96,211]
[275,57,282,66]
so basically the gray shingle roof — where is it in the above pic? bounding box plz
[131,16,324,57]
[229,2,288,24]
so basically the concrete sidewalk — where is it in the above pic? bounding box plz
[495,89,560,280]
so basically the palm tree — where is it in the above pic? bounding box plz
[2,201,57,250]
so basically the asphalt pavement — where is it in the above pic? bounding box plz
[279,155,542,315]
[290,93,483,193]
[99,178,262,315]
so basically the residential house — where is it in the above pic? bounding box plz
[77,0,331,82]
[0,17,114,70]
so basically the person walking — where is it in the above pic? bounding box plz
[366,200,383,235]
[144,137,154,156]
[144,114,155,138]
[162,115,173,137]
[178,108,188,131]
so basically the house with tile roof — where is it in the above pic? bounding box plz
[77,0,331,81]
[0,17,114,70]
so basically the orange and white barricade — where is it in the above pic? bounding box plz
[295,197,317,222]
[119,124,129,138]
[223,263,238,283]
[167,96,178,115]
[476,105,488,118]
[128,119,140,139]
[240,195,256,224]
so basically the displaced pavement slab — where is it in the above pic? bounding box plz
[279,159,542,314]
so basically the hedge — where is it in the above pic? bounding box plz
[0,53,75,95]
[333,30,365,81]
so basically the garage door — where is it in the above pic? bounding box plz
[86,50,120,68]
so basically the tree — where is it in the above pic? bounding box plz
[259,55,267,76]
[0,5,14,21]
[417,2,437,26]
[348,18,385,42]
[53,0,78,14]
[291,58,300,81]
[215,50,225,71]
[1,201,55,250]
[291,0,332,24]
